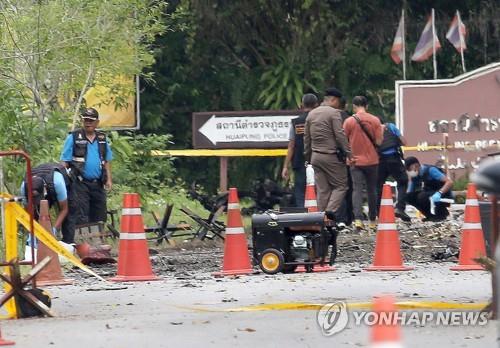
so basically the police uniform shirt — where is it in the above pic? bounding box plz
[60,133,113,180]
[408,165,446,192]
[20,171,68,202]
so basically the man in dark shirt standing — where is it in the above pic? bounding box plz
[282,94,318,207]
[377,120,411,222]
[304,88,351,219]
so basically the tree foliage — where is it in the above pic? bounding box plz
[141,0,500,193]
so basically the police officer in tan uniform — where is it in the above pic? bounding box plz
[304,88,351,220]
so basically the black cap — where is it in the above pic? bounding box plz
[404,156,420,170]
[80,107,99,120]
[325,87,343,98]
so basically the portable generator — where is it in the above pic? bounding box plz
[251,211,337,274]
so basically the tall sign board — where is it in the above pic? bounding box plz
[396,62,500,173]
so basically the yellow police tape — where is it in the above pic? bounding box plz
[152,145,452,158]
[6,201,105,282]
[176,301,488,313]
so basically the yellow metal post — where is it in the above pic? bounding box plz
[3,203,18,318]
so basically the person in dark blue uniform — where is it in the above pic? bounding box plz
[405,156,453,221]
[21,163,72,248]
[377,121,411,222]
[60,108,113,244]
[282,94,318,207]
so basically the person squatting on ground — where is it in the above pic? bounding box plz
[60,107,113,244]
[21,163,72,246]
[282,93,318,208]
[404,156,454,221]
[304,87,351,221]
[343,96,383,231]
[376,119,411,222]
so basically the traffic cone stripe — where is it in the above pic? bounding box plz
[227,203,240,209]
[122,208,142,215]
[225,227,245,235]
[120,232,147,240]
[380,199,394,206]
[304,200,316,207]
[462,223,482,230]
[465,199,478,206]
[377,223,398,231]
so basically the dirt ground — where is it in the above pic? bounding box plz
[66,209,469,281]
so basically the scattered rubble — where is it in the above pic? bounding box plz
[66,211,467,282]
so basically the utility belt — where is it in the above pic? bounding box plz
[81,178,102,184]
[313,149,346,163]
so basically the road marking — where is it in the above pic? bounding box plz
[174,301,488,312]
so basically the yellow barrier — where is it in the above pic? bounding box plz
[2,198,106,318]
[151,145,471,158]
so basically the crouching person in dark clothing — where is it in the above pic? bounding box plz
[404,156,453,221]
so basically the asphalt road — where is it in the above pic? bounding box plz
[1,263,495,347]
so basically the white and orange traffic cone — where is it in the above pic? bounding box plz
[450,183,487,271]
[371,295,404,348]
[35,200,73,286]
[304,164,318,213]
[0,322,15,346]
[213,188,253,276]
[365,184,413,271]
[110,193,159,282]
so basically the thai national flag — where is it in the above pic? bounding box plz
[446,11,467,52]
[391,14,405,64]
[411,15,441,62]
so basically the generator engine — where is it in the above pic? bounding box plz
[291,234,309,261]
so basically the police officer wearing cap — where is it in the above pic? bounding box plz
[60,107,113,244]
[304,87,351,220]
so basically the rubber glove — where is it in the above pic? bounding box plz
[431,191,442,203]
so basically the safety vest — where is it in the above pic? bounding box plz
[417,165,452,198]
[71,128,108,182]
[378,126,401,155]
[26,163,71,207]
[291,112,308,170]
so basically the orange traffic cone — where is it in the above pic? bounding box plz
[213,188,253,276]
[365,184,413,271]
[371,295,403,348]
[0,323,15,346]
[35,200,73,286]
[304,164,318,213]
[110,193,159,282]
[450,183,487,271]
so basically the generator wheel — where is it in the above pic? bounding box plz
[259,248,284,274]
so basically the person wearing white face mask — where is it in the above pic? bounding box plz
[404,156,454,221]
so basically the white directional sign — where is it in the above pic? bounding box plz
[198,114,297,145]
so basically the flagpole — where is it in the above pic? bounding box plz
[402,8,407,80]
[432,8,437,79]
[458,10,466,73]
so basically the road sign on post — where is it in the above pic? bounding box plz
[192,110,300,149]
